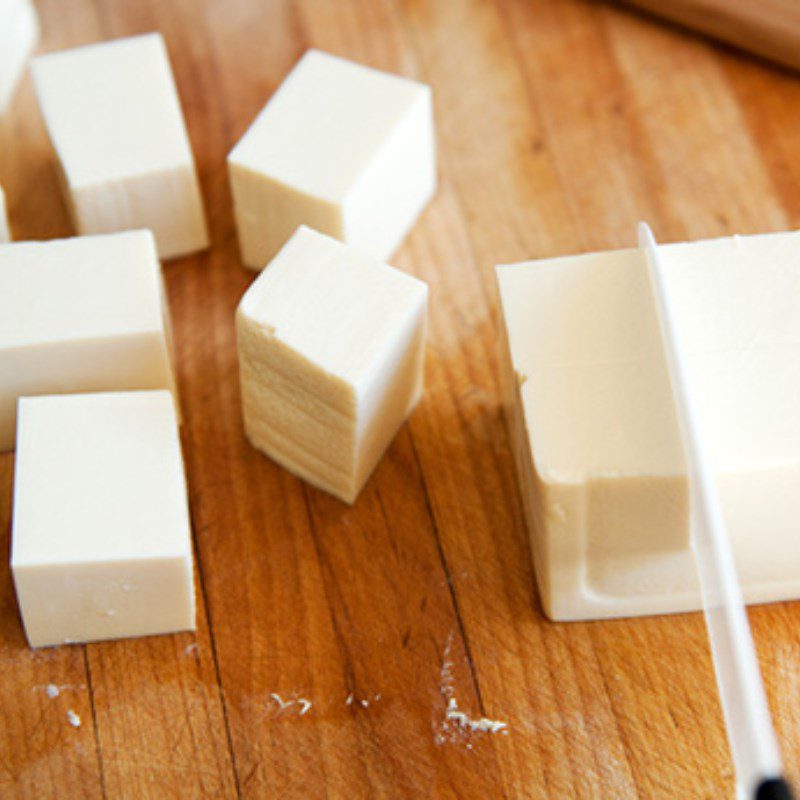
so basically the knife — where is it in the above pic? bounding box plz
[638,222,793,800]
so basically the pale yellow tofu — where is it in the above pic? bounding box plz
[0,0,38,114]
[12,391,195,648]
[0,230,178,450]
[237,226,428,502]
[31,33,207,259]
[0,185,9,242]
[497,231,800,620]
[228,49,436,269]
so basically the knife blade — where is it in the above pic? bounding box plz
[638,222,791,800]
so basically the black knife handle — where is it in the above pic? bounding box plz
[756,778,794,800]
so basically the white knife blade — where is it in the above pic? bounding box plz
[638,222,789,800]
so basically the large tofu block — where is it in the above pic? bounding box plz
[11,391,195,648]
[0,0,38,113]
[31,33,207,259]
[228,49,436,270]
[0,230,178,450]
[237,226,428,502]
[497,231,800,621]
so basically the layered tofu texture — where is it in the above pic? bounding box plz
[228,49,436,269]
[237,226,428,503]
[497,231,800,620]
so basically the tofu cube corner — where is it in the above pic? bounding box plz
[228,49,436,270]
[236,226,428,503]
[11,391,195,648]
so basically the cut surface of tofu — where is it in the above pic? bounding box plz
[0,185,9,242]
[237,225,428,502]
[228,49,436,269]
[0,0,38,113]
[31,33,207,259]
[11,391,195,647]
[0,230,178,450]
[496,231,800,620]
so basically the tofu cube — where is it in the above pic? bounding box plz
[0,185,9,242]
[497,231,800,621]
[11,391,195,648]
[237,226,428,502]
[0,0,38,113]
[31,33,207,259]
[228,49,436,270]
[0,230,178,450]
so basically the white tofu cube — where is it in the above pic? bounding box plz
[0,185,9,242]
[237,226,428,502]
[228,49,436,270]
[0,0,38,113]
[497,231,800,621]
[11,391,195,648]
[31,33,207,259]
[0,230,178,450]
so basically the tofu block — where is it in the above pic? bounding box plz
[228,49,436,269]
[31,33,207,259]
[496,231,800,621]
[0,230,178,450]
[237,226,428,502]
[11,391,195,647]
[0,0,38,113]
[0,185,9,242]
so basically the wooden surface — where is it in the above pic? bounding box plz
[620,0,800,72]
[1,1,800,797]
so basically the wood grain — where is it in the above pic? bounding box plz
[619,0,800,72]
[1,0,800,797]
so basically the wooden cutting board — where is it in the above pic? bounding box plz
[2,1,800,797]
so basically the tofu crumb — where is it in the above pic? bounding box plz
[271,693,312,716]
[435,633,509,745]
[360,699,369,708]
[298,699,312,716]
[46,684,60,699]
[345,693,354,706]
[67,710,81,728]
[445,697,508,734]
